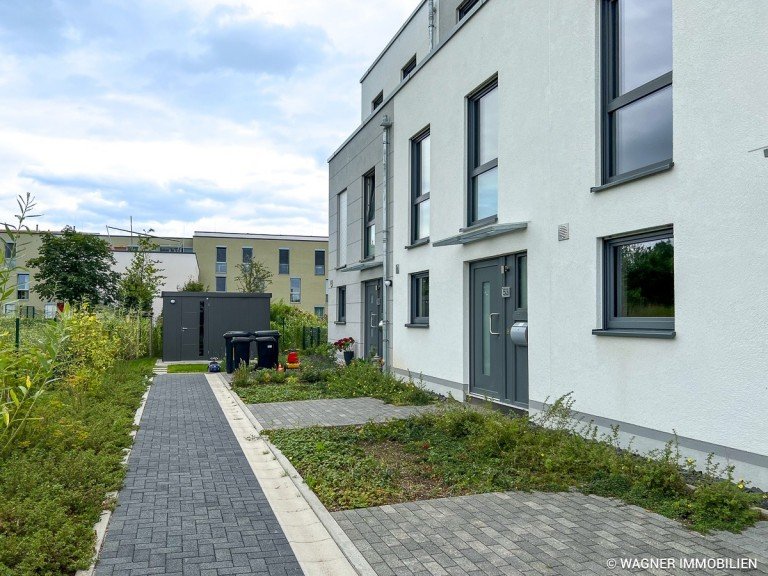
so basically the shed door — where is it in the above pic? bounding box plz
[181,298,205,360]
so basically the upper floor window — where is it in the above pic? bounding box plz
[372,91,383,112]
[242,247,253,264]
[315,250,326,275]
[458,0,481,21]
[215,246,227,274]
[215,276,226,292]
[17,273,29,300]
[337,190,348,267]
[602,0,672,183]
[411,130,431,243]
[402,55,417,79]
[468,80,498,226]
[279,248,290,274]
[4,241,14,260]
[290,277,301,303]
[363,170,376,259]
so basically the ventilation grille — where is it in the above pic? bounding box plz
[558,224,570,241]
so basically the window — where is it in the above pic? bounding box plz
[402,55,417,79]
[242,247,253,264]
[468,80,499,226]
[602,0,672,183]
[603,228,674,332]
[215,246,227,274]
[215,276,226,292]
[410,272,429,325]
[315,250,326,275]
[3,241,15,268]
[314,307,325,317]
[337,190,348,267]
[458,0,481,20]
[279,248,290,274]
[371,91,383,112]
[337,286,346,322]
[290,278,301,303]
[4,303,15,316]
[411,130,431,242]
[17,273,29,300]
[44,303,57,319]
[363,170,376,258]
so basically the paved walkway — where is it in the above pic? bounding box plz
[333,491,768,576]
[95,374,303,576]
[247,397,436,430]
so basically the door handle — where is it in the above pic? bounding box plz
[489,313,500,335]
[181,327,188,331]
[370,314,378,328]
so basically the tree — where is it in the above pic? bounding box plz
[235,260,273,293]
[177,278,207,291]
[28,226,119,307]
[118,235,165,312]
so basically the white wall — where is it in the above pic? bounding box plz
[388,0,768,486]
[112,252,200,317]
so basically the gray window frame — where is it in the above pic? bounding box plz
[603,227,674,332]
[314,249,326,275]
[215,246,227,274]
[290,277,301,303]
[411,128,431,244]
[371,91,383,112]
[410,271,429,326]
[242,246,253,264]
[363,169,376,259]
[337,286,346,322]
[215,276,226,292]
[401,55,417,79]
[458,0,481,20]
[278,248,290,274]
[467,78,499,227]
[601,0,673,185]
[16,273,29,301]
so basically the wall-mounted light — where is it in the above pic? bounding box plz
[170,299,176,304]
[384,279,392,287]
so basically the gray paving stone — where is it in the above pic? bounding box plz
[333,491,768,575]
[247,397,437,429]
[95,374,303,576]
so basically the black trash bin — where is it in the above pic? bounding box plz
[223,331,252,373]
[232,336,255,370]
[255,337,278,369]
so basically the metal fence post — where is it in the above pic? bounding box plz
[15,317,20,349]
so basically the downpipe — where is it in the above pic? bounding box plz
[380,115,393,373]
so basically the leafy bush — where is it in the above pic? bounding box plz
[326,361,435,406]
[270,300,326,350]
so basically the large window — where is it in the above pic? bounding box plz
[411,130,431,243]
[602,0,672,183]
[337,190,347,267]
[363,170,376,258]
[410,272,430,325]
[215,246,227,274]
[337,286,346,322]
[290,278,301,303]
[315,250,326,275]
[242,247,253,264]
[215,276,226,292]
[279,248,290,274]
[16,273,29,300]
[468,81,499,226]
[603,228,674,332]
[3,241,15,267]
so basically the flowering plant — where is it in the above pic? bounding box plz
[333,337,355,351]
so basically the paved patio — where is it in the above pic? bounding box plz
[95,374,303,576]
[333,491,768,576]
[247,397,437,430]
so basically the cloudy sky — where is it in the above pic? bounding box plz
[0,0,417,237]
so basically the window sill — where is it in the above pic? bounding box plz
[360,256,375,263]
[460,215,498,233]
[334,321,346,325]
[335,265,347,271]
[592,329,675,340]
[405,238,430,250]
[405,323,429,329]
[591,161,674,193]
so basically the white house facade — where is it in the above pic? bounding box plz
[328,0,768,487]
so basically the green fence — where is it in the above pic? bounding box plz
[271,317,328,351]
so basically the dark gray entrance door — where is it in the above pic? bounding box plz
[470,254,528,406]
[181,298,204,360]
[363,279,383,358]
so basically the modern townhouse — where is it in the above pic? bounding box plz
[328,0,768,486]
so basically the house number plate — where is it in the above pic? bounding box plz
[501,286,511,298]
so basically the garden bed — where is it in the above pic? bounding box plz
[167,363,210,373]
[266,400,764,533]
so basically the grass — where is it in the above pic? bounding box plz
[266,399,762,533]
[0,358,155,575]
[167,363,209,373]
[234,359,438,406]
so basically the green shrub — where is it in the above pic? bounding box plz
[327,361,435,405]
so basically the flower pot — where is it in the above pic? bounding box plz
[343,350,354,365]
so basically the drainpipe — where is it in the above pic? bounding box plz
[380,115,393,373]
[428,0,436,50]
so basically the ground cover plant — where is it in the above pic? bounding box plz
[233,358,437,406]
[267,397,762,533]
[167,363,210,373]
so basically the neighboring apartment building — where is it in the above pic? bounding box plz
[328,0,768,486]
[193,232,329,317]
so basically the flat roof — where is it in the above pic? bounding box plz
[193,231,328,242]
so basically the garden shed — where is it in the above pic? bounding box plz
[161,292,271,361]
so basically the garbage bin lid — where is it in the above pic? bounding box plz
[231,337,253,343]
[254,336,276,343]
[253,330,280,338]
[224,330,253,338]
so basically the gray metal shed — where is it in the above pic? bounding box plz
[161,292,271,361]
